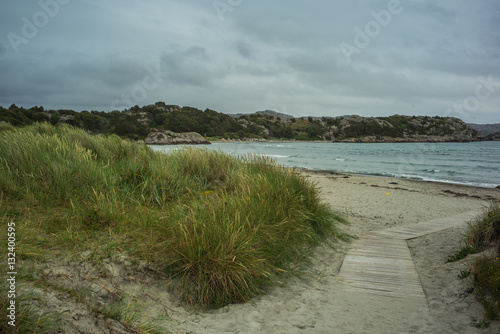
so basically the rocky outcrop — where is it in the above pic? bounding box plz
[484,132,500,141]
[144,130,211,145]
[255,110,295,119]
[230,109,295,120]
[328,115,481,143]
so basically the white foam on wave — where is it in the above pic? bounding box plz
[265,154,290,158]
[393,173,498,189]
[417,176,498,189]
[423,169,441,173]
[329,169,499,189]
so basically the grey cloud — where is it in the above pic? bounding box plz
[160,46,214,87]
[235,41,252,59]
[237,19,311,46]
[0,0,499,123]
[410,0,457,18]
[64,57,147,89]
[0,43,6,57]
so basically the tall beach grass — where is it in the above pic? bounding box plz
[0,123,347,319]
[465,203,500,320]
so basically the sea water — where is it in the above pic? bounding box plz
[150,141,500,188]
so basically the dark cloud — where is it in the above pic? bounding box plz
[0,0,499,122]
[0,42,6,58]
[235,41,252,59]
[160,46,214,87]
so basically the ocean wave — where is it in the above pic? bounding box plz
[416,177,498,189]
[265,154,290,158]
[422,169,441,173]
[318,168,499,189]
[382,172,497,189]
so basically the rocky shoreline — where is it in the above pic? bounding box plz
[143,130,496,146]
[332,134,480,143]
[212,136,492,144]
[144,130,211,145]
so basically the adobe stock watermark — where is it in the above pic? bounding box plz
[6,220,17,327]
[213,0,243,22]
[110,64,168,111]
[339,0,411,63]
[7,0,72,54]
[444,74,500,121]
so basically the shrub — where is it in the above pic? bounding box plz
[466,203,500,320]
[466,203,500,254]
[0,122,14,133]
[472,258,500,320]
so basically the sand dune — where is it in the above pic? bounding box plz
[165,172,500,333]
[40,172,500,333]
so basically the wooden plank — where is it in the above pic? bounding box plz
[337,210,479,301]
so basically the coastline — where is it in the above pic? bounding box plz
[209,139,329,144]
[209,138,499,144]
[301,168,500,189]
[165,172,500,333]
[199,141,500,189]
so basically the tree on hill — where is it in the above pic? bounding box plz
[0,103,482,142]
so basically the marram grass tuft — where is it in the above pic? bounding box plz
[465,202,500,320]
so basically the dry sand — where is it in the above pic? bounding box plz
[36,172,500,333]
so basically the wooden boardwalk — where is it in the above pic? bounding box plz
[338,210,478,300]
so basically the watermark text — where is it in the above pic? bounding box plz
[7,0,72,53]
[213,0,243,22]
[7,221,17,327]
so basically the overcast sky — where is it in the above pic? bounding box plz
[1,0,499,123]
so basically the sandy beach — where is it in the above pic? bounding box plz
[39,172,500,333]
[163,172,500,333]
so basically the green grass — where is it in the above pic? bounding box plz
[472,319,491,329]
[0,123,348,329]
[466,203,500,253]
[457,269,471,280]
[463,203,500,320]
[0,122,15,133]
[0,284,59,334]
[447,245,477,263]
[473,258,500,320]
[98,293,162,333]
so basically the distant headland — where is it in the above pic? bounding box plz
[1,102,499,144]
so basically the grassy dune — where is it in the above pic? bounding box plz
[0,123,347,332]
[466,203,500,320]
